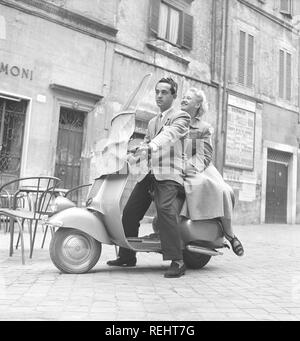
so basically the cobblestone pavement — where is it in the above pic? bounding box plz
[0,222,300,321]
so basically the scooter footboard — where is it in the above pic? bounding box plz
[180,218,225,248]
[47,207,113,245]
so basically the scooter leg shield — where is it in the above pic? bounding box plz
[47,207,112,245]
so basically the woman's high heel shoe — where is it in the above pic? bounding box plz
[224,234,244,256]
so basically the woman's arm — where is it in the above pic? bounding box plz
[185,125,213,173]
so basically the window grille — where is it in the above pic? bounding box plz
[267,149,291,165]
[0,98,26,185]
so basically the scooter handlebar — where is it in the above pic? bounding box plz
[126,154,140,165]
[127,146,139,154]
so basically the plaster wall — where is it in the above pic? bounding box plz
[0,4,107,178]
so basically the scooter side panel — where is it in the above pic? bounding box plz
[48,207,113,245]
[180,219,225,248]
[88,167,135,250]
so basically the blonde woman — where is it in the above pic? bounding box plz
[180,87,244,256]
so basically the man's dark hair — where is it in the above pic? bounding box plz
[156,77,178,95]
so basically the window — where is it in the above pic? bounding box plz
[158,2,180,45]
[280,0,292,15]
[279,49,292,101]
[150,0,193,49]
[238,30,254,87]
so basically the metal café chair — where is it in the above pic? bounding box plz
[64,183,92,206]
[0,189,12,232]
[0,189,26,232]
[0,176,61,264]
[41,183,92,248]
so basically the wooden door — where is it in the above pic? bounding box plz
[265,161,288,223]
[55,107,86,202]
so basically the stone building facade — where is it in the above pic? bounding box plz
[0,0,300,224]
[219,0,300,224]
[0,0,118,198]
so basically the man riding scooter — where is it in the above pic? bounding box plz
[107,77,190,278]
[48,74,228,275]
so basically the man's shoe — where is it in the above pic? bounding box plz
[164,261,186,278]
[106,257,137,267]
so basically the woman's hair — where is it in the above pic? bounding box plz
[188,87,208,116]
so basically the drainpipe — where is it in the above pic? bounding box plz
[210,0,217,80]
[220,0,230,176]
[298,34,300,125]
[215,0,229,175]
[0,101,6,152]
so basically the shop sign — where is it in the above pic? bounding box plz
[0,62,33,81]
[225,95,256,170]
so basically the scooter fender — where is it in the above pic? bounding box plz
[48,207,113,245]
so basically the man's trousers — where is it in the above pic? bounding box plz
[119,173,185,261]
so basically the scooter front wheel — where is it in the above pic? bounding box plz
[49,228,102,274]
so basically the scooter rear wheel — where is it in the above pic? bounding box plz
[50,228,102,274]
[183,250,211,269]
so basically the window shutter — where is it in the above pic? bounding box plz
[150,0,161,35]
[181,13,193,49]
[280,0,289,12]
[285,52,292,100]
[279,49,285,98]
[238,31,246,85]
[247,34,254,87]
[294,0,300,15]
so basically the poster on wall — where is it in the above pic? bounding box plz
[225,95,256,170]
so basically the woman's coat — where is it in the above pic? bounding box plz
[180,118,234,220]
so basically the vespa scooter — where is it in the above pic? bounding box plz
[47,76,231,274]
[48,163,231,274]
